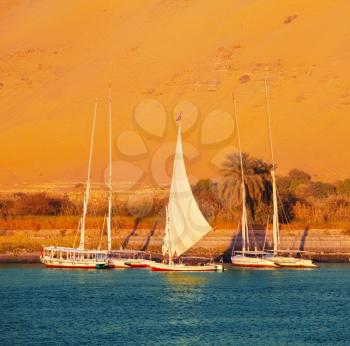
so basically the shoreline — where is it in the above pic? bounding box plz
[0,253,40,263]
[1,252,350,264]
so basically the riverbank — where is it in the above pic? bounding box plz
[1,227,350,263]
[0,253,40,263]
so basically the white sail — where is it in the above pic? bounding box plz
[166,127,212,258]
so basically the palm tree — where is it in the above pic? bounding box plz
[219,152,273,219]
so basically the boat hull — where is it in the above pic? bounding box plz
[266,256,318,268]
[150,262,223,272]
[231,255,279,268]
[108,258,130,269]
[125,259,155,268]
[41,258,107,269]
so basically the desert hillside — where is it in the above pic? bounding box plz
[0,0,349,187]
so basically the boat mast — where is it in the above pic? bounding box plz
[264,77,280,255]
[165,205,172,263]
[79,100,97,250]
[107,89,112,252]
[232,96,249,254]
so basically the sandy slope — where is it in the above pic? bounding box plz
[0,0,349,187]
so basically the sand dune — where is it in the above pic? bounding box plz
[0,0,349,187]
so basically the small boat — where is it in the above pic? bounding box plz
[150,121,223,272]
[125,259,154,268]
[41,246,108,269]
[41,101,108,269]
[231,251,278,268]
[104,96,156,269]
[150,262,223,272]
[108,257,130,269]
[108,250,154,268]
[265,251,318,268]
[262,78,318,269]
[230,97,277,268]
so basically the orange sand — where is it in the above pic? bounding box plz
[0,0,349,187]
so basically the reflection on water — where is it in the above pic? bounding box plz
[159,273,208,304]
[162,272,208,287]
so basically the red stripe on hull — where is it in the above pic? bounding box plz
[151,267,216,272]
[129,264,149,268]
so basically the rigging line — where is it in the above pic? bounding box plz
[98,214,107,251]
[232,95,245,187]
[276,188,299,250]
[276,188,290,224]
[263,214,270,251]
[73,218,81,248]
[250,227,258,251]
[80,99,98,250]
[232,95,250,251]
[264,76,276,167]
[231,221,241,256]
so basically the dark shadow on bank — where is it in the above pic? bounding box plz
[122,218,141,249]
[299,225,309,252]
[141,221,158,251]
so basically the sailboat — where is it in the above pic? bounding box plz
[105,93,155,269]
[40,101,109,269]
[149,122,223,272]
[230,97,278,268]
[262,78,318,268]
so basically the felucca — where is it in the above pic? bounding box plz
[149,120,223,272]
[230,97,278,268]
[40,101,108,269]
[104,93,155,269]
[262,78,317,268]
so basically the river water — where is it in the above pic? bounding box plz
[0,264,349,345]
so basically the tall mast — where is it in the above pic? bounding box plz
[233,96,249,253]
[107,88,112,252]
[79,100,97,250]
[165,205,172,263]
[264,77,280,255]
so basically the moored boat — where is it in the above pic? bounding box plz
[229,97,276,268]
[262,78,318,269]
[126,259,154,268]
[104,95,156,269]
[231,251,279,268]
[154,118,223,272]
[40,246,108,269]
[150,262,223,272]
[265,252,318,268]
[41,101,108,270]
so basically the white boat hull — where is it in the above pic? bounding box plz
[125,259,155,268]
[108,258,130,269]
[41,256,107,269]
[150,262,223,272]
[231,255,279,268]
[266,256,318,268]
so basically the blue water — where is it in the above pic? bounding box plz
[1,264,350,345]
